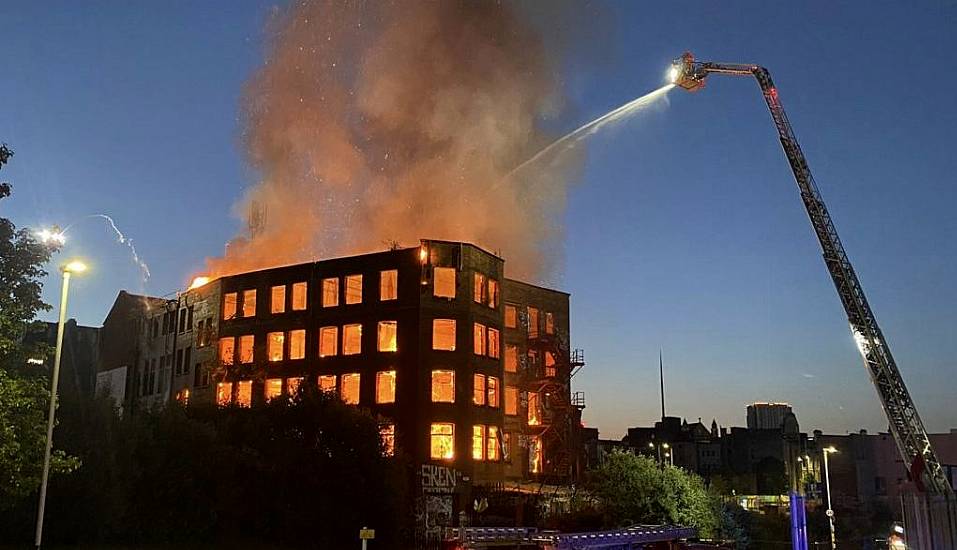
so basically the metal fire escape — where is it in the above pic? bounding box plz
[521,309,585,484]
[671,52,952,496]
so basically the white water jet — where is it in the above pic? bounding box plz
[505,83,675,181]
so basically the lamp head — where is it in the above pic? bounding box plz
[64,260,87,274]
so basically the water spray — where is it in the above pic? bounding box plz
[502,83,675,183]
[57,214,152,284]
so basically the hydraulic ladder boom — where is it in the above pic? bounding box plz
[671,52,952,496]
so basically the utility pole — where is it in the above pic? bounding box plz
[35,260,87,549]
[659,349,665,422]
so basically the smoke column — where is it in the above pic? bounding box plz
[207,0,586,282]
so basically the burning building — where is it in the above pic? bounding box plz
[97,239,585,518]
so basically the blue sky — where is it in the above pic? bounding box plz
[2,1,955,438]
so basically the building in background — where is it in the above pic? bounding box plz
[747,402,793,430]
[23,319,100,401]
[96,239,586,531]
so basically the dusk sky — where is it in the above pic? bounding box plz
[3,1,955,438]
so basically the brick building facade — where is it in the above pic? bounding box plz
[97,240,584,497]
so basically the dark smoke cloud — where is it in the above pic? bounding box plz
[207,0,586,282]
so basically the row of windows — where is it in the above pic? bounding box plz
[504,304,556,337]
[217,321,397,364]
[217,371,397,407]
[430,423,515,463]
[218,319,497,364]
[432,268,500,311]
[503,345,557,377]
[222,271,399,320]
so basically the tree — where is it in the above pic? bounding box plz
[0,144,77,509]
[1,387,410,547]
[589,451,723,538]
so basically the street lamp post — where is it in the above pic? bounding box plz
[34,260,86,549]
[822,446,839,550]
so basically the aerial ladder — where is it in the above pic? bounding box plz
[670,52,952,496]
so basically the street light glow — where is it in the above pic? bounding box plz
[824,446,838,454]
[36,228,66,245]
[64,260,88,273]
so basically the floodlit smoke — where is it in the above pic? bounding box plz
[206,0,587,282]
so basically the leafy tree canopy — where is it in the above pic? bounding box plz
[589,451,721,538]
[0,144,76,509]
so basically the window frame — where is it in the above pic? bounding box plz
[375,370,396,404]
[430,422,455,460]
[377,320,398,352]
[322,277,339,308]
[345,274,363,305]
[267,331,285,362]
[291,281,308,310]
[340,372,361,405]
[379,269,398,301]
[343,323,362,355]
[431,370,455,403]
[432,319,456,351]
[473,373,487,406]
[319,326,338,357]
[270,285,286,314]
[433,267,456,299]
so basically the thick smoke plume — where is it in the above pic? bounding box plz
[208,0,583,282]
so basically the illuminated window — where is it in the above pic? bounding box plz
[322,277,339,307]
[288,329,305,360]
[267,332,285,362]
[236,380,252,407]
[487,426,500,461]
[528,392,541,426]
[488,279,499,308]
[505,386,518,415]
[433,267,456,299]
[380,270,397,301]
[527,307,539,338]
[343,324,362,355]
[378,321,397,352]
[503,432,511,461]
[292,282,307,310]
[319,326,338,357]
[271,285,286,314]
[473,425,486,460]
[431,370,455,403]
[488,328,500,359]
[223,292,237,320]
[341,373,360,404]
[318,374,336,393]
[505,345,518,373]
[487,376,499,408]
[345,274,362,304]
[239,335,254,364]
[242,289,257,318]
[219,337,235,365]
[430,423,454,460]
[529,435,543,473]
[432,319,456,351]
[473,373,486,406]
[265,378,282,400]
[545,312,555,335]
[545,351,556,377]
[380,424,395,457]
[376,370,396,404]
[216,382,232,406]
[473,273,486,304]
[287,377,303,396]
[504,304,517,328]
[176,388,190,405]
[473,323,486,356]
